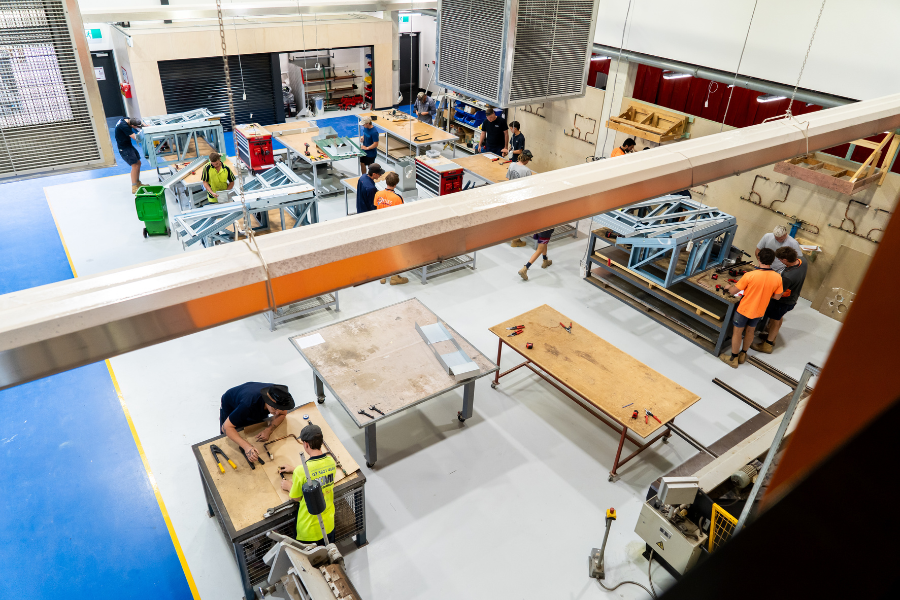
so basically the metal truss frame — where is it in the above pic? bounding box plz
[594,195,737,288]
[140,109,227,170]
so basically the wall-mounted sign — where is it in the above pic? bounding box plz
[85,28,102,40]
[94,67,105,81]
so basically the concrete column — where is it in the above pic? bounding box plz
[390,11,400,106]
[595,58,639,158]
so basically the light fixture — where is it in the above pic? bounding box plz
[757,94,787,103]
[591,55,611,61]
[662,71,691,80]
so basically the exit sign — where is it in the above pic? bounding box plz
[85,28,102,40]
[400,15,410,23]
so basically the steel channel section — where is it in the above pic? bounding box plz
[191,434,367,599]
[3,95,900,389]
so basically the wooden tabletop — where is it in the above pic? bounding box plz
[277,130,330,162]
[263,121,314,135]
[289,299,497,427]
[452,153,516,183]
[174,155,235,185]
[489,305,700,437]
[234,123,272,139]
[341,172,387,191]
[359,111,458,145]
[688,264,756,304]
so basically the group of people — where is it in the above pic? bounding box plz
[721,226,808,368]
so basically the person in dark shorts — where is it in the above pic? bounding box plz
[518,228,554,281]
[358,116,379,171]
[752,246,808,354]
[114,117,144,193]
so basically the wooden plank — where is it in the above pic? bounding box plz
[451,153,518,184]
[879,135,900,184]
[290,299,496,425]
[196,404,361,532]
[489,305,700,437]
[774,154,882,194]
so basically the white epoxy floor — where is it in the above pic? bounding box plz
[46,170,839,599]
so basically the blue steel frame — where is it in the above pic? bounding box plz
[139,109,227,171]
[594,195,737,288]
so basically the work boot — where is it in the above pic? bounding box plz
[510,238,527,247]
[380,278,387,284]
[719,353,739,369]
[541,259,552,269]
[518,266,528,281]
[389,275,408,285]
[751,340,774,353]
[738,350,747,364]
[131,183,141,194]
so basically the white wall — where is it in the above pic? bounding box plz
[594,0,900,101]
[400,13,438,95]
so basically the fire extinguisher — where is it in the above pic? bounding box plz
[120,82,132,98]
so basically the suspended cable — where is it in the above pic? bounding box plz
[719,0,759,133]
[597,0,634,156]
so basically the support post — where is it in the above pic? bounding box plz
[459,380,475,421]
[314,373,325,404]
[364,423,377,467]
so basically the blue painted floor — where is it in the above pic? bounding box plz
[0,119,194,598]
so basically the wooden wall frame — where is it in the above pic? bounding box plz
[606,100,693,143]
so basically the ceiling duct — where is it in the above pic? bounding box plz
[437,0,600,107]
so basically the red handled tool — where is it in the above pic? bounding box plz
[508,330,524,337]
[711,274,718,280]
[506,325,525,330]
[559,322,573,334]
[645,409,662,424]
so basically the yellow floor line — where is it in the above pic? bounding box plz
[46,190,201,599]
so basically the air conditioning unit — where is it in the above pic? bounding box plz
[437,0,600,107]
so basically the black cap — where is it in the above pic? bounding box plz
[368,163,384,176]
[262,385,294,410]
[300,423,323,442]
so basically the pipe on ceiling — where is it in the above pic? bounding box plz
[2,93,900,391]
[592,43,855,109]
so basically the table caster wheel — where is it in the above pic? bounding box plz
[490,382,498,389]
[457,411,466,423]
[317,397,325,404]
[366,462,375,468]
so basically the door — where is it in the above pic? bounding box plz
[91,52,125,118]
[399,33,419,107]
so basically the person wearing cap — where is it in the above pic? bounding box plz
[200,152,236,204]
[356,163,384,214]
[114,116,145,194]
[477,107,509,156]
[610,138,636,157]
[219,382,295,463]
[414,91,437,125]
[358,116,380,171]
[278,423,338,546]
[506,149,535,248]
[755,225,803,274]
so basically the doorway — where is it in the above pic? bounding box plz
[399,32,419,106]
[91,52,125,118]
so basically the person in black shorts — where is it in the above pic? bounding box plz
[358,116,379,171]
[752,246,808,353]
[518,228,553,281]
[114,117,144,193]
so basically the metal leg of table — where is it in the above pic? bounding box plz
[491,339,503,388]
[457,380,475,423]
[314,373,325,404]
[610,428,628,482]
[344,188,350,215]
[355,485,367,547]
[364,423,377,468]
[233,542,255,600]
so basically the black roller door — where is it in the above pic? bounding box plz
[158,54,279,131]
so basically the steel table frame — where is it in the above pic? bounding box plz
[490,338,673,482]
[290,300,498,468]
[282,142,360,197]
[191,430,367,600]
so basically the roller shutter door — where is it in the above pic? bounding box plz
[158,54,275,131]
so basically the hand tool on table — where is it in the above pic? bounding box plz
[263,433,301,460]
[242,445,265,469]
[559,322,573,334]
[622,403,633,408]
[645,409,662,424]
[631,410,639,419]
[711,274,718,280]
[716,260,753,274]
[210,444,237,473]
[369,405,385,416]
[304,142,310,157]
[508,329,524,337]
[526,342,533,349]
[414,134,432,142]
[506,325,525,330]
[499,159,513,165]
[358,409,375,419]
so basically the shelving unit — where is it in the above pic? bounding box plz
[445,92,499,153]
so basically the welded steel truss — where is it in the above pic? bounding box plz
[594,195,737,288]
[172,184,317,248]
[312,127,364,160]
[140,108,227,170]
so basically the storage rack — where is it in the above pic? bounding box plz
[584,232,738,356]
[445,92,496,153]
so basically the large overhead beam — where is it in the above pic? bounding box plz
[2,94,900,390]
[81,1,437,22]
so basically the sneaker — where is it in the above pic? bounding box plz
[510,238,527,247]
[751,340,774,353]
[380,278,387,284]
[389,275,408,285]
[541,259,552,269]
[738,351,747,364]
[719,353,739,369]
[518,266,529,281]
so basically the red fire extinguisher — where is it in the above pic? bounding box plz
[120,82,132,98]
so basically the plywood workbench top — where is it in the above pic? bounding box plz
[196,403,360,532]
[489,304,700,437]
[359,111,458,144]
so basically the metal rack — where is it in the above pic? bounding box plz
[411,253,477,284]
[140,108,227,171]
[528,223,579,248]
[266,293,340,331]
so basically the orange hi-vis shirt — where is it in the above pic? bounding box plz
[735,268,783,319]
[374,188,403,209]
[611,147,627,158]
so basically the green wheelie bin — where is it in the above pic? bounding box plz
[134,185,171,238]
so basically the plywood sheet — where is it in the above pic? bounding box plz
[290,299,496,427]
[263,121,313,135]
[196,403,360,532]
[489,305,700,437]
[360,111,458,144]
[341,172,387,192]
[451,154,515,184]
[277,130,330,162]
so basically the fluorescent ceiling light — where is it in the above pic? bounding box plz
[757,94,787,103]
[662,71,691,80]
[591,55,611,61]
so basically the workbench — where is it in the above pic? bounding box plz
[192,405,366,600]
[489,304,700,481]
[357,111,458,163]
[584,231,750,356]
[288,298,498,468]
[264,122,360,196]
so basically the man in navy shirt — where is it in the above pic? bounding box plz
[478,108,508,156]
[508,121,525,162]
[114,117,144,193]
[220,382,295,463]
[356,163,384,214]
[358,116,380,171]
